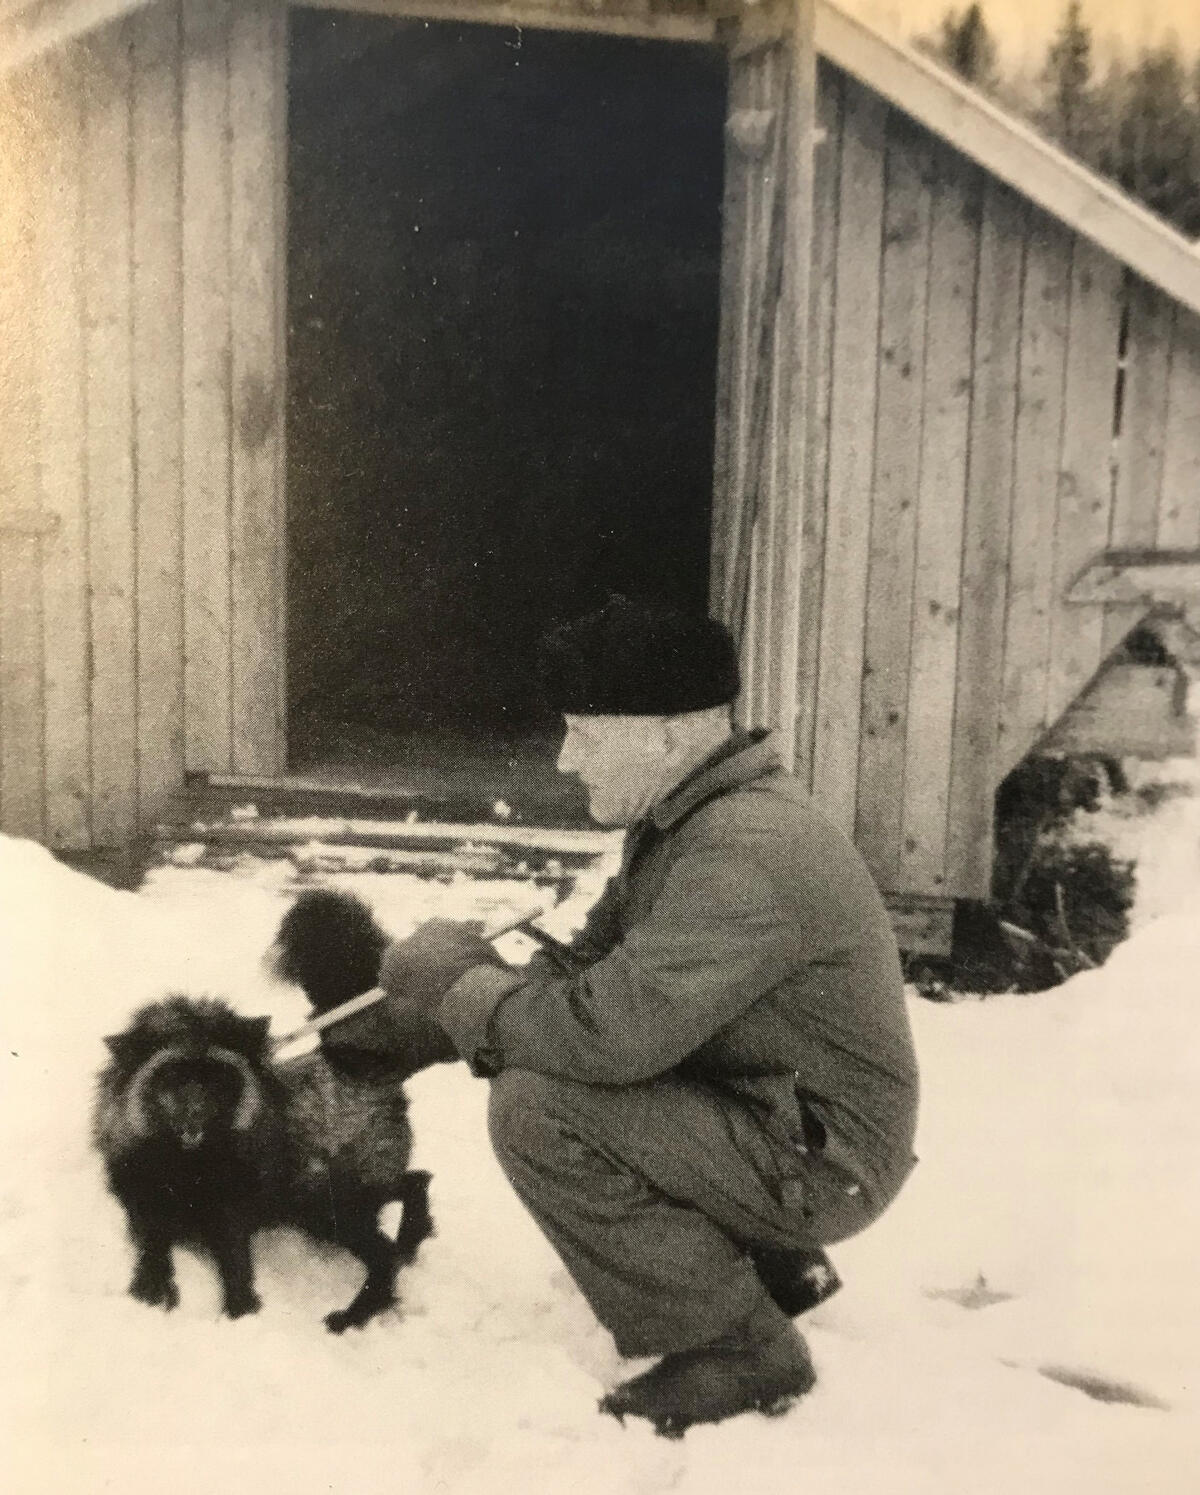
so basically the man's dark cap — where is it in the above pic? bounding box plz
[537,594,741,716]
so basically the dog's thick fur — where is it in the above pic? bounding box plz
[273,889,390,1020]
[94,994,433,1332]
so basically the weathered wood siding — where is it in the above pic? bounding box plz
[0,0,285,848]
[720,61,1200,904]
[713,22,816,768]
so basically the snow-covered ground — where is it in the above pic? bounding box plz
[3,766,1199,1494]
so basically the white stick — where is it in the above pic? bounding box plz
[270,902,550,1052]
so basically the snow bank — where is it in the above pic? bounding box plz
[3,781,1198,1493]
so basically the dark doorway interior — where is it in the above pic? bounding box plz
[287,11,726,823]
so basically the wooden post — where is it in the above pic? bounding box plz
[769,0,816,769]
[229,0,287,778]
[722,0,816,761]
[809,79,885,838]
[35,46,92,849]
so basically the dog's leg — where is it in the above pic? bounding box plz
[126,1208,179,1310]
[322,1208,405,1334]
[391,1169,434,1263]
[209,1213,261,1319]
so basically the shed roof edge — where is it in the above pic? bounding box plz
[816,1,1200,317]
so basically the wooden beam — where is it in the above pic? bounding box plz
[132,0,185,829]
[1067,550,1200,605]
[228,0,286,776]
[944,181,1025,900]
[1102,277,1175,656]
[0,0,152,76]
[82,20,138,846]
[310,0,721,44]
[37,42,92,849]
[1158,311,1200,551]
[0,66,47,840]
[996,212,1073,780]
[710,45,755,621]
[0,509,61,536]
[1044,239,1124,734]
[766,0,816,770]
[182,0,234,776]
[792,60,841,794]
[814,1,1200,319]
[897,144,981,895]
[809,78,885,837]
[855,114,933,883]
[1035,662,1193,761]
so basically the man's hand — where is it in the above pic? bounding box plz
[379,919,507,1012]
[329,998,460,1077]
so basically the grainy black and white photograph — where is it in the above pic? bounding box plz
[2,0,1199,1489]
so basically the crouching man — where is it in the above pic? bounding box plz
[376,596,919,1436]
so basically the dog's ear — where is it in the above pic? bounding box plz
[103,1032,141,1069]
[237,1015,272,1057]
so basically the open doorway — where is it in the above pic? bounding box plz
[286,10,727,824]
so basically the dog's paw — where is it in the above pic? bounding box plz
[223,1289,262,1319]
[324,1295,395,1334]
[130,1271,179,1311]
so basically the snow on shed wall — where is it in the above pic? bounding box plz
[0,0,286,848]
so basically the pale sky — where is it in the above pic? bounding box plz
[843,0,1200,69]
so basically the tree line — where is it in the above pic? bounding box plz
[917,2,1200,238]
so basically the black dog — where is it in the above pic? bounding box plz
[94,994,433,1332]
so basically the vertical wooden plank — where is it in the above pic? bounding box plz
[710,50,754,620]
[272,0,288,759]
[793,62,841,795]
[82,21,138,846]
[765,0,817,768]
[743,47,779,728]
[229,0,286,776]
[898,146,981,894]
[1158,308,1200,550]
[132,0,184,828]
[996,211,1072,779]
[810,77,885,836]
[0,70,47,840]
[37,46,92,849]
[945,180,1026,898]
[1102,276,1174,657]
[182,0,232,774]
[1045,237,1123,729]
[854,115,933,884]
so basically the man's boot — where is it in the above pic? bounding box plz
[599,1297,816,1438]
[749,1245,842,1317]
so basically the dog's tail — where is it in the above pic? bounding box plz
[271,890,390,1015]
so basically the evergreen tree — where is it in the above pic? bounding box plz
[1038,1,1098,162]
[911,5,1200,238]
[1099,40,1200,236]
[918,4,999,92]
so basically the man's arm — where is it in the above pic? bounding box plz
[436,851,795,1084]
[523,871,625,980]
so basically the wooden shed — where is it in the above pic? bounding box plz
[3,0,1200,950]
